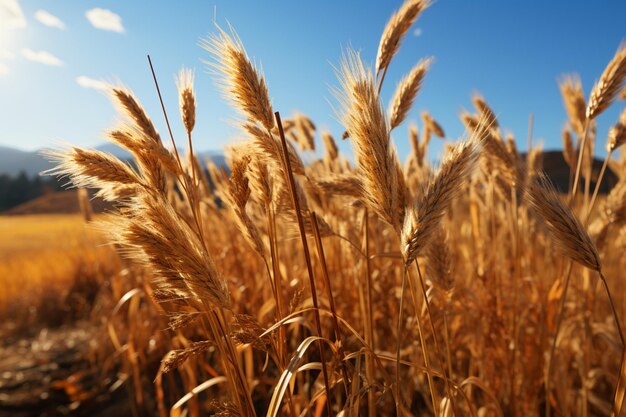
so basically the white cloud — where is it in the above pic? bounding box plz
[0,49,14,60]
[76,76,108,91]
[85,8,124,33]
[413,28,422,37]
[0,0,26,29]
[21,48,63,66]
[34,10,65,30]
[0,63,9,75]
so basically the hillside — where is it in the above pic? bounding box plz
[536,150,618,193]
[3,190,112,215]
[0,146,55,177]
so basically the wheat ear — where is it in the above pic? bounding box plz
[376,0,430,86]
[202,24,274,130]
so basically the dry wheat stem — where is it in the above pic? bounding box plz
[545,261,573,417]
[275,111,334,416]
[395,266,410,416]
[309,211,351,397]
[586,150,612,224]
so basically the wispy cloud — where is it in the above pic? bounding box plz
[76,76,108,91]
[413,28,422,37]
[85,8,124,33]
[0,63,9,75]
[0,49,14,60]
[21,48,63,66]
[34,10,65,30]
[0,0,27,29]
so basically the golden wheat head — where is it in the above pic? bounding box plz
[401,133,480,265]
[335,49,402,229]
[559,74,587,136]
[202,24,274,131]
[176,67,196,135]
[376,0,430,78]
[388,57,433,130]
[527,173,600,271]
[587,42,626,120]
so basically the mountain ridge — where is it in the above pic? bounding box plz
[0,144,226,177]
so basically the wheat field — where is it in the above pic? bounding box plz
[0,214,119,329]
[7,0,626,416]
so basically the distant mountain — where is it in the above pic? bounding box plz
[0,146,55,177]
[0,144,618,197]
[0,144,227,178]
[94,143,133,160]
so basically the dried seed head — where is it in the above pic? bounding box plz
[45,147,141,191]
[559,75,587,135]
[161,340,213,373]
[202,24,274,130]
[168,311,200,331]
[225,155,266,258]
[606,180,626,223]
[247,153,273,205]
[426,227,455,292]
[376,0,430,78]
[232,314,272,351]
[587,43,626,120]
[527,174,601,271]
[243,122,305,175]
[472,94,499,132]
[335,49,403,229]
[606,109,626,152]
[125,193,232,309]
[290,113,316,151]
[505,133,518,159]
[460,111,480,133]
[421,111,445,138]
[321,131,339,162]
[111,87,161,143]
[176,67,196,135]
[313,174,362,198]
[401,134,480,265]
[388,57,433,130]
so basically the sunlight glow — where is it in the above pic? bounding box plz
[0,0,26,29]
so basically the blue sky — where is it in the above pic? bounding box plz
[0,0,625,162]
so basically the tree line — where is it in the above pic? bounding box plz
[0,172,63,212]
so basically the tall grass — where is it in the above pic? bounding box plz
[46,2,626,416]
